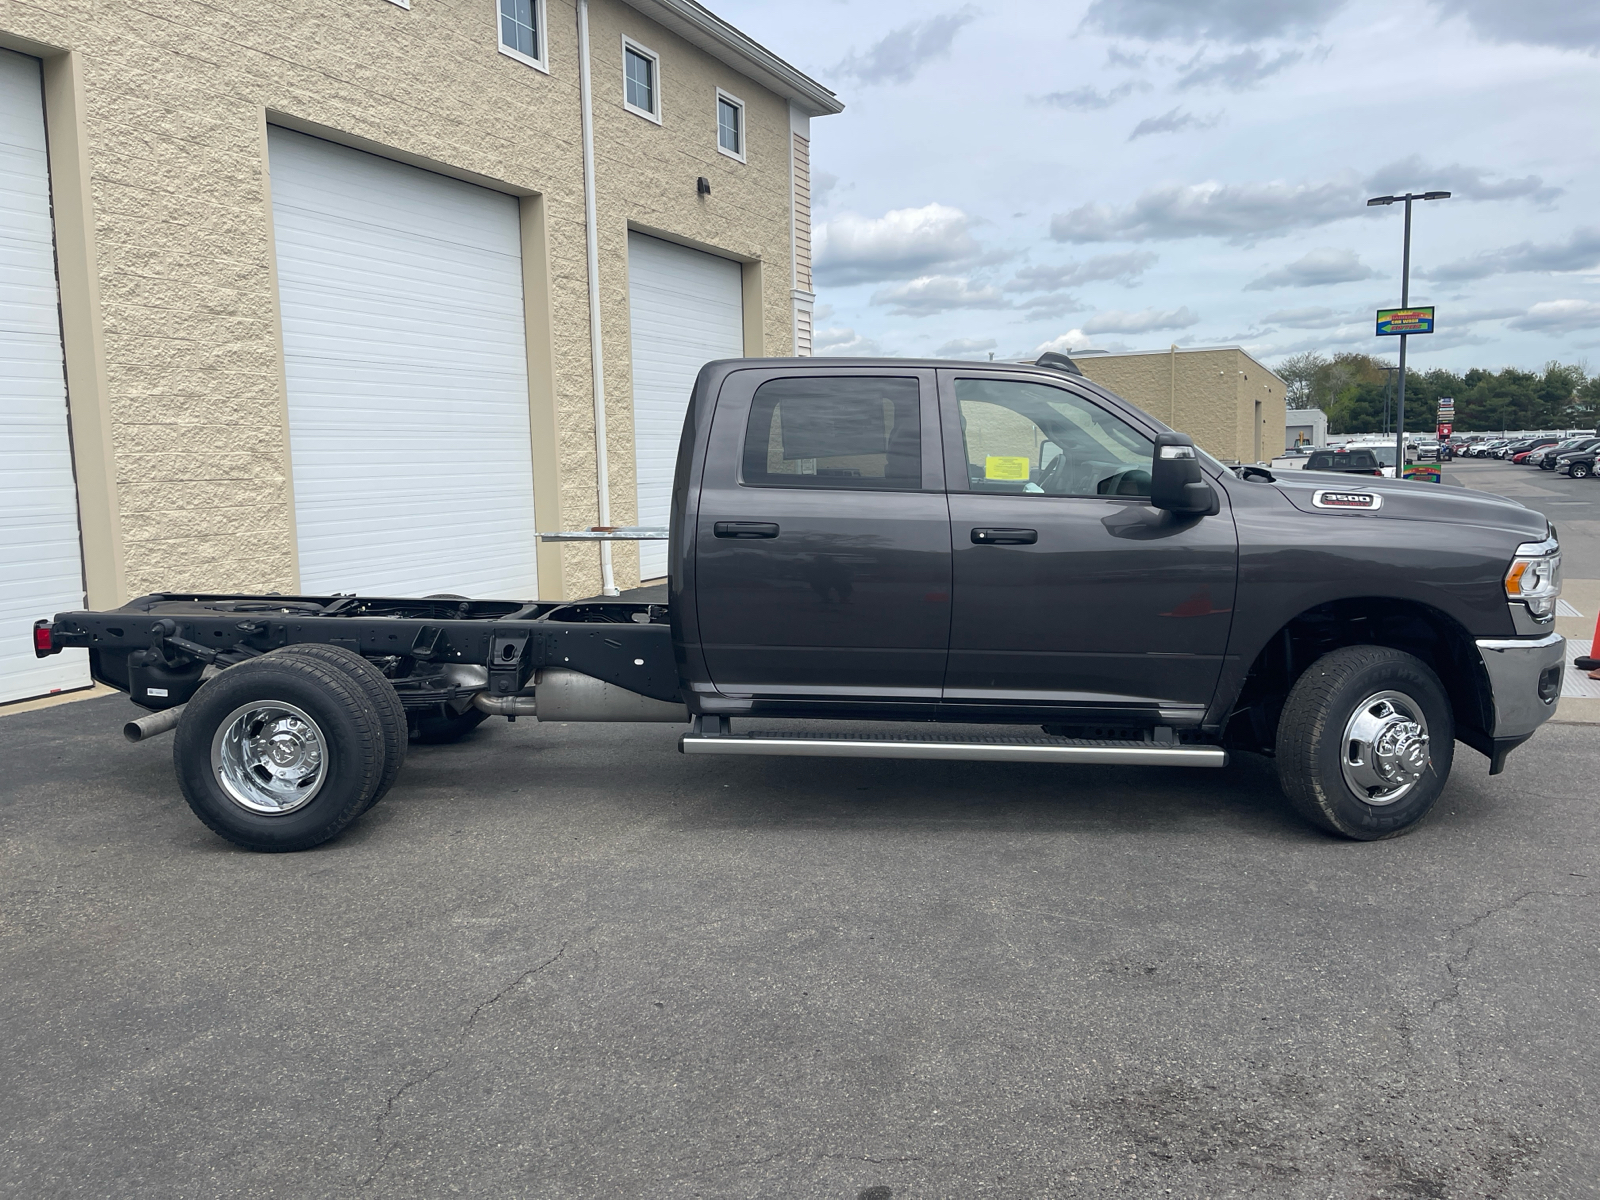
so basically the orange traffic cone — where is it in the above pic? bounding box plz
[1579,609,1600,673]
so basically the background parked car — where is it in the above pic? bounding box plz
[1302,448,1385,476]
[1559,448,1597,479]
[1511,437,1561,464]
[1534,437,1600,469]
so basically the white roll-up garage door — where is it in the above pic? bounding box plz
[269,127,539,600]
[627,233,743,580]
[0,49,91,705]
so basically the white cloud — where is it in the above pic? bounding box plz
[1246,248,1379,290]
[832,8,977,85]
[1128,107,1222,140]
[1259,306,1340,327]
[1017,292,1084,318]
[1081,0,1347,43]
[1177,49,1304,91]
[936,337,997,358]
[1051,177,1363,244]
[812,171,840,208]
[1039,81,1150,111]
[1427,0,1600,52]
[815,203,982,286]
[1423,227,1600,282]
[1365,156,1561,205]
[870,275,1009,316]
[1082,306,1200,334]
[1506,300,1600,334]
[1008,251,1158,290]
[1034,331,1132,356]
[814,325,884,356]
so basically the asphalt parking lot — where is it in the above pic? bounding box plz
[4,683,1598,1197]
[4,456,1598,1199]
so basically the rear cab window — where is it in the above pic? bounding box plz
[740,376,923,490]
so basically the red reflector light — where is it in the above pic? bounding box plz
[33,623,54,655]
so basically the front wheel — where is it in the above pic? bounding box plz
[1571,462,1591,480]
[1275,646,1453,840]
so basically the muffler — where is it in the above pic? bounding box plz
[124,705,184,742]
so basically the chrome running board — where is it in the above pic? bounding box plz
[679,731,1227,767]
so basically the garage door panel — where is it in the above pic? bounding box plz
[270,127,539,601]
[0,47,91,704]
[628,233,744,580]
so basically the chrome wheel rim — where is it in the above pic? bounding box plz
[211,701,327,815]
[1340,690,1430,806]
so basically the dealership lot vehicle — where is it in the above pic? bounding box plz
[35,355,1566,850]
[1534,437,1600,469]
[1301,448,1384,475]
[1560,448,1596,479]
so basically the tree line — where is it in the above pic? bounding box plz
[1276,352,1600,434]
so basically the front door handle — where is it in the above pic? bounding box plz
[971,527,1037,545]
[715,521,779,539]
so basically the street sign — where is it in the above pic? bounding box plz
[1403,463,1442,483]
[1438,423,1453,439]
[1376,306,1435,336]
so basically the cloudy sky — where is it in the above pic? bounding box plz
[710,0,1600,370]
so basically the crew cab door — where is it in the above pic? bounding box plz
[938,371,1238,722]
[693,367,950,703]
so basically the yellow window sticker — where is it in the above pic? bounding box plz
[985,455,1031,481]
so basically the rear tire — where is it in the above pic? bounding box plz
[173,654,388,852]
[270,645,407,811]
[1275,645,1453,841]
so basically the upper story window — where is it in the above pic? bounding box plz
[623,39,661,123]
[716,90,745,162]
[498,0,548,72]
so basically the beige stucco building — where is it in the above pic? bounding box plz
[1071,347,1287,465]
[0,0,837,708]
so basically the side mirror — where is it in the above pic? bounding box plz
[1150,432,1218,516]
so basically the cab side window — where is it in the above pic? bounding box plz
[955,378,1154,497]
[741,376,922,490]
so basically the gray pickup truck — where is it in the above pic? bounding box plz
[34,354,1567,851]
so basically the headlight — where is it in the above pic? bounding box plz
[1505,535,1561,619]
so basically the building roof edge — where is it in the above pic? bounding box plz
[623,0,844,116]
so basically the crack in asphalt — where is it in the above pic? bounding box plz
[1428,888,1594,1017]
[358,941,572,1190]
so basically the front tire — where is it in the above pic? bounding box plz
[173,654,389,852]
[1275,646,1453,840]
[1571,462,1591,480]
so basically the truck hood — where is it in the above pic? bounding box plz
[1266,471,1549,541]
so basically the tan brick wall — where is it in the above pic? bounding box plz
[1073,348,1286,463]
[1,0,800,600]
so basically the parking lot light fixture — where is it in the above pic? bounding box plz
[1366,190,1451,476]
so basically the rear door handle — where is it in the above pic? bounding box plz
[971,527,1037,545]
[714,521,779,539]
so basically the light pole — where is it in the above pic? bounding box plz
[1367,190,1449,477]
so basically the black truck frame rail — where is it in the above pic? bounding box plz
[39,593,680,714]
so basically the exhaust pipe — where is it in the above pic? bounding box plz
[471,694,539,716]
[125,705,184,743]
